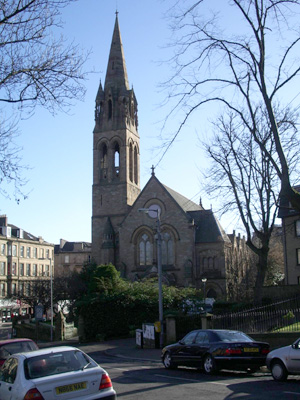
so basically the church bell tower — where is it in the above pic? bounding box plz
[92,13,141,265]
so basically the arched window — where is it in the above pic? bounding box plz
[114,142,120,177]
[108,99,112,120]
[207,288,217,299]
[139,233,153,266]
[129,143,133,182]
[100,143,108,180]
[162,232,174,266]
[134,146,138,184]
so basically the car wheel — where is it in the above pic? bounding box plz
[203,354,216,374]
[271,360,288,382]
[163,352,176,369]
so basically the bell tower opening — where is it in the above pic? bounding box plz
[114,142,120,177]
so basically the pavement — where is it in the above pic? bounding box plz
[38,337,162,364]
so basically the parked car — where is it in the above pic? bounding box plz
[266,337,300,381]
[161,329,270,374]
[0,345,117,400]
[0,338,38,367]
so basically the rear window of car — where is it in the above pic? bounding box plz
[0,341,38,359]
[24,350,94,379]
[215,331,253,342]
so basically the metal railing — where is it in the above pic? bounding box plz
[212,296,300,333]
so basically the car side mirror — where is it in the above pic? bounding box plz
[179,340,184,345]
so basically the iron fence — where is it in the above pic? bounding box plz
[212,296,300,333]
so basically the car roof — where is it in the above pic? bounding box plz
[0,338,36,346]
[15,346,80,359]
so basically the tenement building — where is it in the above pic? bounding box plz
[54,239,91,278]
[91,14,248,299]
[278,184,300,285]
[0,215,54,318]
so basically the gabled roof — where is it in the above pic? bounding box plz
[125,174,229,244]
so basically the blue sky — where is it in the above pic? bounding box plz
[1,0,298,244]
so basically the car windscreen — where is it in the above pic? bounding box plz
[24,350,94,379]
[215,331,253,342]
[0,341,38,359]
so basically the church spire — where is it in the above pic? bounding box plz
[104,12,129,91]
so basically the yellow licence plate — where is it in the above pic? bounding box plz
[56,381,87,395]
[244,348,259,352]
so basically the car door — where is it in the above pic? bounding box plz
[194,331,210,366]
[0,357,19,400]
[286,340,300,373]
[172,331,199,365]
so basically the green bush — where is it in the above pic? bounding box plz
[76,264,203,341]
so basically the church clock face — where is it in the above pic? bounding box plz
[148,204,161,218]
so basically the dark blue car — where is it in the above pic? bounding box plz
[161,329,270,374]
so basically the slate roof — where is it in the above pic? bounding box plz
[54,241,91,254]
[0,223,43,242]
[188,210,231,243]
[162,184,203,212]
[162,182,230,243]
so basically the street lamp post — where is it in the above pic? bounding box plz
[139,207,164,348]
[49,257,53,342]
[202,278,207,312]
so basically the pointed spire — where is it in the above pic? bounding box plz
[95,79,104,102]
[104,13,129,91]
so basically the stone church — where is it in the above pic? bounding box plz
[91,14,249,299]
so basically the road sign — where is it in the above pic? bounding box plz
[35,305,43,321]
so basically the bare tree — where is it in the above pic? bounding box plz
[203,106,299,302]
[14,279,51,311]
[162,0,300,211]
[0,0,89,199]
[11,273,85,319]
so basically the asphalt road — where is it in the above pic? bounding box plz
[89,353,300,400]
[1,322,300,399]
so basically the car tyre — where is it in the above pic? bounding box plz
[203,354,216,374]
[271,360,288,382]
[163,352,176,369]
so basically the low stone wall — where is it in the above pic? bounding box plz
[14,321,51,342]
[64,322,78,340]
[13,313,78,342]
[262,285,300,299]
[249,332,300,350]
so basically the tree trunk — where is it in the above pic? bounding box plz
[253,248,269,305]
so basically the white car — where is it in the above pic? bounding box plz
[0,346,117,400]
[266,338,300,381]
